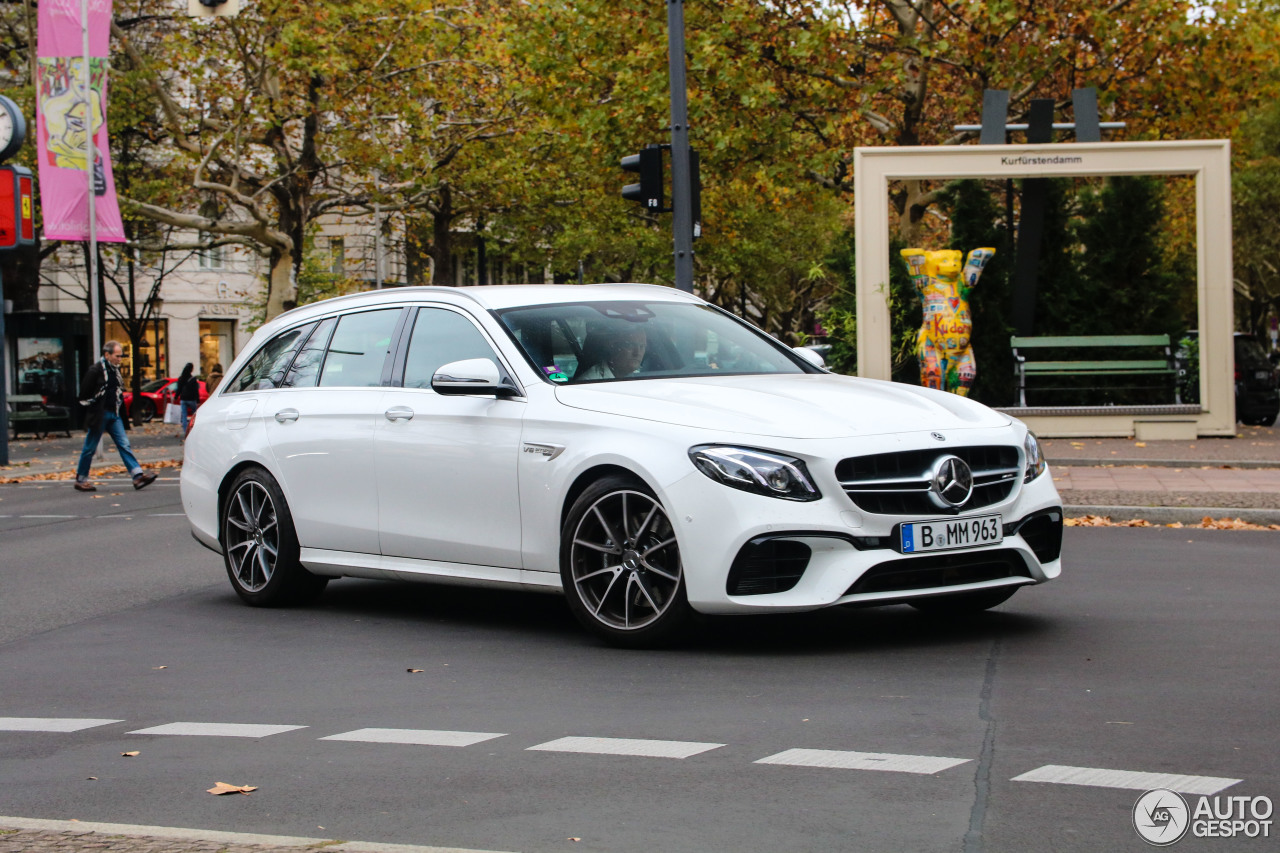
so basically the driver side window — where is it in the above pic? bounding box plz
[402,308,500,389]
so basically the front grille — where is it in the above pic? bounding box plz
[836,445,1020,515]
[726,538,812,596]
[843,549,1031,596]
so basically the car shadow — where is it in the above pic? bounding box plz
[270,578,1054,656]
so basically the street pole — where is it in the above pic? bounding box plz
[666,0,693,293]
[82,0,100,359]
[0,268,8,465]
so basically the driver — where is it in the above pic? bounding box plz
[576,325,648,380]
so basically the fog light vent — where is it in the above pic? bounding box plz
[727,538,812,596]
[1012,509,1064,563]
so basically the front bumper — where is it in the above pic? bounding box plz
[665,456,1063,615]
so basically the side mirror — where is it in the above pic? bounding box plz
[432,358,521,397]
[793,346,826,369]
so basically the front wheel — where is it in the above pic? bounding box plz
[221,468,328,606]
[909,586,1018,615]
[560,475,693,647]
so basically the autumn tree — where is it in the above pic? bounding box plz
[115,0,523,320]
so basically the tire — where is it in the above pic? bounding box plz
[909,586,1018,615]
[136,397,156,423]
[1259,412,1278,428]
[560,475,693,647]
[220,468,328,606]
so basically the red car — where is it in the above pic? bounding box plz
[124,377,209,422]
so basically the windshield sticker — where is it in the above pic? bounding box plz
[544,365,569,382]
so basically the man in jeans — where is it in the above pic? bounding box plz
[74,341,159,493]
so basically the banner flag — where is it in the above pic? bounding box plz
[36,0,126,242]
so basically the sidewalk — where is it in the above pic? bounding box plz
[2,421,1277,526]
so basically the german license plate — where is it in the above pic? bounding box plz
[901,514,1003,553]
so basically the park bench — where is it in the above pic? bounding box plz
[1011,334,1180,407]
[6,394,73,439]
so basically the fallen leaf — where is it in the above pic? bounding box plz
[407,668,424,673]
[152,666,167,670]
[568,838,582,843]
[207,782,257,795]
[121,751,139,757]
[1134,442,1146,447]
[87,776,97,780]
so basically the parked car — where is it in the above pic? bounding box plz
[1233,333,1280,426]
[124,377,209,422]
[1178,332,1279,426]
[181,285,1064,646]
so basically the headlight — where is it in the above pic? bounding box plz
[1023,430,1047,482]
[689,445,822,502]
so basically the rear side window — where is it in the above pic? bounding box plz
[319,309,401,387]
[281,317,337,389]
[402,308,500,389]
[224,324,314,393]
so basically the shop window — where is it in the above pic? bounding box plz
[106,319,168,385]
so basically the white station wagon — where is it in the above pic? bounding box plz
[180,284,1063,646]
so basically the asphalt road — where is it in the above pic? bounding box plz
[0,481,1277,852]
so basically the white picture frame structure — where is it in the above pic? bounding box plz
[853,140,1233,438]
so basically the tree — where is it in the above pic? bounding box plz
[1233,100,1280,340]
[115,0,523,320]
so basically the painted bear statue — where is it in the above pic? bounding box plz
[899,246,996,396]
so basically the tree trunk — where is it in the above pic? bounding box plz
[430,184,454,286]
[265,247,298,321]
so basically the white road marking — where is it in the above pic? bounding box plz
[321,728,505,747]
[128,722,306,738]
[755,748,971,775]
[527,736,723,759]
[149,513,188,517]
[19,514,76,518]
[1011,764,1240,794]
[0,816,516,853]
[0,717,122,732]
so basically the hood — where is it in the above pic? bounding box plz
[554,374,1011,439]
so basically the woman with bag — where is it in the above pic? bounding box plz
[173,363,201,436]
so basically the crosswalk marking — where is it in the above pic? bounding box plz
[128,722,306,738]
[755,748,971,775]
[320,728,505,747]
[1011,764,1241,795]
[527,736,724,759]
[0,717,122,732]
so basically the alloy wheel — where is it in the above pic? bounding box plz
[567,489,682,631]
[224,481,280,593]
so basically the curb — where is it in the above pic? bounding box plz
[1065,504,1280,526]
[0,817,513,853]
[1049,457,1280,470]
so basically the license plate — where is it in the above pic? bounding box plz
[901,514,1003,553]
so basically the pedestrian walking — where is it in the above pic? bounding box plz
[174,362,201,437]
[74,341,159,493]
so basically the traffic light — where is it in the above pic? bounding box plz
[189,0,238,17]
[621,147,663,211]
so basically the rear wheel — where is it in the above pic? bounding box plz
[909,586,1018,615]
[136,397,156,423]
[560,475,693,647]
[221,468,327,606]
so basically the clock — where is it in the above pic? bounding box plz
[0,95,27,163]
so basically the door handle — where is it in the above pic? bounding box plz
[385,406,414,422]
[274,408,300,423]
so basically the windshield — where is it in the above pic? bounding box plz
[141,378,170,392]
[495,301,809,384]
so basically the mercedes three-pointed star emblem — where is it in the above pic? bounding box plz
[928,455,974,509]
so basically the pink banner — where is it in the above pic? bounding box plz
[36,0,125,242]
